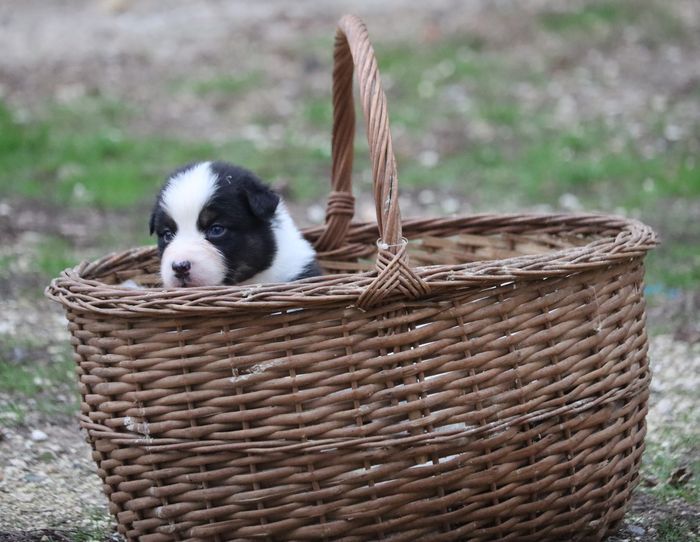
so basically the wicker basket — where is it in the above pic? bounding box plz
[47,15,657,542]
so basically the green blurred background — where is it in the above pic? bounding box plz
[1,1,698,292]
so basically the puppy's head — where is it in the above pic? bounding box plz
[150,161,279,288]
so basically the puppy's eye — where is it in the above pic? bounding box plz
[206,224,227,239]
[160,229,174,243]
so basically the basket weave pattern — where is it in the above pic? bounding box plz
[47,15,656,542]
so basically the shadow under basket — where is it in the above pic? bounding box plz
[46,15,657,542]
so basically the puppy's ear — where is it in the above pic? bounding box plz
[149,209,156,235]
[243,183,280,220]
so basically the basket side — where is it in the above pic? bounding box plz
[61,252,651,541]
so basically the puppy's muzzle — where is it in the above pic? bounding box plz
[172,260,191,279]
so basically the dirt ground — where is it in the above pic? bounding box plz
[0,0,698,540]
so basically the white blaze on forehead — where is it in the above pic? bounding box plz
[161,161,217,230]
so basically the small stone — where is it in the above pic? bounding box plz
[664,124,683,141]
[306,204,325,224]
[441,197,460,215]
[559,193,582,211]
[24,473,44,483]
[15,491,33,503]
[628,524,645,536]
[418,189,436,205]
[641,475,659,487]
[655,398,674,415]
[30,429,48,442]
[101,0,133,14]
[418,150,439,168]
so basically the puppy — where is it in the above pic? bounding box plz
[149,161,321,288]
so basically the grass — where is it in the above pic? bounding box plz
[641,411,700,505]
[1,27,697,212]
[301,30,700,222]
[0,402,28,426]
[646,243,700,290]
[69,507,115,542]
[0,99,218,208]
[539,1,636,33]
[0,336,79,427]
[0,0,697,291]
[188,71,264,96]
[13,514,115,542]
[0,356,74,396]
[656,518,700,542]
[0,232,99,296]
[0,96,332,210]
[0,254,13,274]
[372,39,506,133]
[2,88,699,292]
[34,236,79,278]
[538,0,688,48]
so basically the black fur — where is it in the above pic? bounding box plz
[296,259,323,280]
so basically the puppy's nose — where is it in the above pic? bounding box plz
[172,260,191,278]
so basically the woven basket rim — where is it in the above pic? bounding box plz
[46,213,656,317]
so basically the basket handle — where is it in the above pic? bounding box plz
[316,14,430,308]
